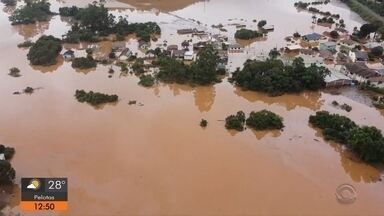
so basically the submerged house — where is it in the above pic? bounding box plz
[63,49,75,61]
[343,62,381,82]
[302,33,322,41]
[228,43,244,53]
[177,28,195,34]
[172,50,185,59]
[368,76,384,88]
[119,48,133,60]
[193,41,208,51]
[285,44,302,52]
[138,41,151,50]
[319,42,337,51]
[349,50,368,62]
[325,65,352,87]
[167,45,178,52]
[319,50,334,61]
[112,42,126,52]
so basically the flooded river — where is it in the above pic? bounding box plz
[1,0,384,215]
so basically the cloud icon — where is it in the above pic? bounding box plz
[26,179,40,190]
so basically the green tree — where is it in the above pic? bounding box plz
[347,126,384,163]
[246,110,284,130]
[309,111,357,143]
[9,0,53,25]
[235,29,261,40]
[257,20,267,28]
[27,35,62,65]
[190,45,219,85]
[370,46,383,57]
[225,111,246,131]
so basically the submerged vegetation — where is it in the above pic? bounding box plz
[156,45,221,85]
[9,0,54,25]
[138,74,155,87]
[8,67,21,77]
[200,119,208,128]
[309,111,384,163]
[72,57,97,69]
[225,111,246,131]
[225,110,284,131]
[27,35,62,66]
[235,29,262,40]
[0,145,16,185]
[75,90,118,106]
[246,110,284,130]
[17,41,34,48]
[230,57,330,96]
[60,2,161,43]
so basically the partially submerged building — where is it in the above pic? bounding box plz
[343,62,381,82]
[349,50,368,62]
[228,43,244,53]
[112,42,126,52]
[368,76,384,88]
[63,49,75,61]
[325,65,352,87]
[319,42,337,51]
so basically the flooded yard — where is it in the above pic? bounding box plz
[1,0,384,215]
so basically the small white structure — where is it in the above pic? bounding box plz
[0,153,5,161]
[286,44,301,52]
[184,51,194,61]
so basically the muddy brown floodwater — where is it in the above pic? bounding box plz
[1,0,384,215]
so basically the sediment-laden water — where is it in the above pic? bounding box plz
[0,0,383,215]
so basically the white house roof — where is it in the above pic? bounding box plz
[286,44,302,50]
[0,153,5,160]
[184,51,193,56]
[325,65,351,82]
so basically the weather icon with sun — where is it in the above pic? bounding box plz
[26,179,41,190]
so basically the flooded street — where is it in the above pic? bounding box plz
[1,0,384,215]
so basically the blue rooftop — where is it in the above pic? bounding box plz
[303,33,322,41]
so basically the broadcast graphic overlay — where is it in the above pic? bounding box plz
[20,178,68,211]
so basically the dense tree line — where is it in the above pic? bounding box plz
[60,3,160,43]
[9,0,54,25]
[156,45,221,85]
[309,111,384,163]
[0,145,16,185]
[27,35,62,65]
[230,57,329,96]
[75,90,118,106]
[235,29,262,40]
